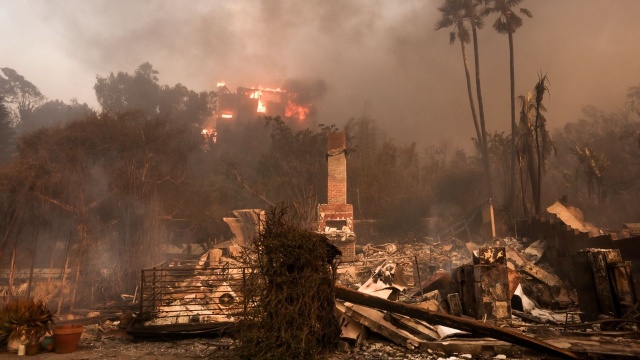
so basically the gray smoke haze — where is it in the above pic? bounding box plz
[2,0,640,149]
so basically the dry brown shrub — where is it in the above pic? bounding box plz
[236,206,341,360]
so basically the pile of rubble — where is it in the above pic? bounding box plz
[18,232,638,359]
[334,236,640,358]
[132,250,253,332]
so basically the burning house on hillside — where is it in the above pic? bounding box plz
[214,82,312,124]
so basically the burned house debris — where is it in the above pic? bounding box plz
[111,193,640,358]
[222,209,264,248]
[128,210,265,334]
[573,248,637,322]
[327,198,640,359]
[131,254,253,335]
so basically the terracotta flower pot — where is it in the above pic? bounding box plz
[53,325,84,354]
[25,343,39,356]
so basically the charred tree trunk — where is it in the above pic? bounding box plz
[508,31,517,215]
[26,227,40,299]
[460,40,483,152]
[0,206,19,264]
[526,140,539,215]
[532,94,543,216]
[71,220,89,309]
[471,23,493,200]
[57,227,73,314]
[8,242,17,300]
[532,76,548,216]
[518,154,528,217]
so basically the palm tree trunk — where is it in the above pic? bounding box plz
[508,31,517,215]
[471,23,494,200]
[526,134,539,215]
[459,41,483,154]
[518,154,528,217]
[534,102,543,215]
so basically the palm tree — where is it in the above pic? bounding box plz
[484,0,532,213]
[516,92,536,216]
[436,0,493,199]
[532,73,550,214]
[516,76,553,216]
[465,0,494,201]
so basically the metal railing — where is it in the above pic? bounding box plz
[140,260,258,324]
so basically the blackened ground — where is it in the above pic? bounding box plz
[0,323,484,360]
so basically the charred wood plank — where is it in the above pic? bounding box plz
[474,264,511,320]
[588,250,617,317]
[519,262,563,288]
[610,261,638,316]
[383,312,440,341]
[573,251,600,322]
[335,284,581,360]
[343,302,424,349]
[455,265,477,318]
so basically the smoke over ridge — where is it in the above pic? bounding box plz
[3,0,640,148]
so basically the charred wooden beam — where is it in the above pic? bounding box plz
[589,250,617,317]
[334,284,581,360]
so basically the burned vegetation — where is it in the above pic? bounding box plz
[236,207,341,360]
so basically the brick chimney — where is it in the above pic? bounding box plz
[327,132,347,204]
[318,131,355,261]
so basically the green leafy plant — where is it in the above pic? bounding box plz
[0,298,54,345]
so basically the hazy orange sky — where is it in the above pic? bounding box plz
[2,0,639,149]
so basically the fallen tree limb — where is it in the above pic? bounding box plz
[335,284,581,360]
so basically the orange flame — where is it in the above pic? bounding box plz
[285,102,310,120]
[257,98,266,113]
[249,89,261,99]
[249,89,267,113]
[219,82,312,120]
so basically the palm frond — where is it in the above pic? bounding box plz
[458,25,471,43]
[538,103,547,112]
[535,73,550,104]
[436,0,478,45]
[493,18,508,34]
[510,13,523,29]
[486,1,530,34]
[435,17,455,30]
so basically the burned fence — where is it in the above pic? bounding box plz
[138,260,258,327]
